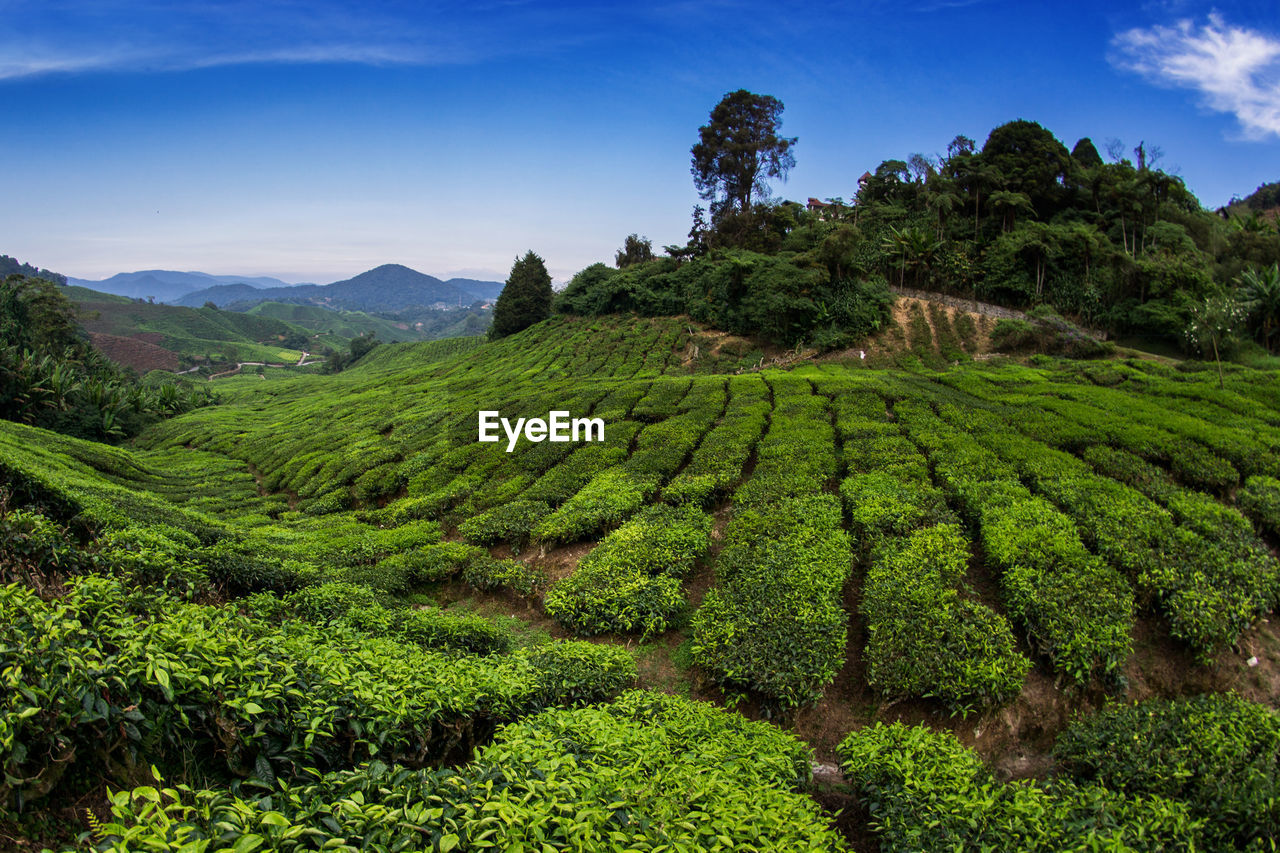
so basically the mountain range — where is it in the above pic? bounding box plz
[68,264,503,313]
[65,270,306,304]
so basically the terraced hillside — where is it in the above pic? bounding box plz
[3,314,1279,851]
[68,286,314,370]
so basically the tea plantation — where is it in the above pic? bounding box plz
[3,314,1280,851]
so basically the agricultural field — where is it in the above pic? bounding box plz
[244,301,428,345]
[67,286,319,371]
[3,313,1279,851]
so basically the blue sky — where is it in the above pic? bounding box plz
[2,0,1278,285]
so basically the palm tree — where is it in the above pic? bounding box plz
[963,161,1000,241]
[882,225,941,289]
[1239,263,1280,353]
[1068,222,1103,286]
[924,178,961,242]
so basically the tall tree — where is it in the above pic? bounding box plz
[981,120,1071,218]
[691,89,797,219]
[615,234,655,267]
[490,251,553,339]
[1070,137,1103,169]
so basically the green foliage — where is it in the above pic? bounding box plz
[861,525,1028,712]
[691,89,797,221]
[1055,694,1280,850]
[93,692,843,852]
[990,308,1113,358]
[0,274,213,441]
[323,332,381,373]
[615,233,655,267]
[544,504,712,638]
[897,400,1135,682]
[0,576,634,811]
[490,251,552,339]
[461,554,547,597]
[691,495,852,711]
[1240,474,1280,536]
[838,721,1201,852]
[458,499,551,547]
[533,468,659,544]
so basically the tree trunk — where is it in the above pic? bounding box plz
[1212,336,1224,389]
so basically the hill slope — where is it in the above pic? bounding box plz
[69,285,314,369]
[3,314,1278,850]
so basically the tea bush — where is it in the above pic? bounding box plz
[838,722,1200,852]
[691,495,852,710]
[544,504,712,637]
[92,691,845,852]
[1241,475,1280,537]
[861,524,1028,711]
[1055,694,1280,850]
[0,576,634,810]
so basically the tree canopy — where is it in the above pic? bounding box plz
[691,90,796,222]
[490,251,553,339]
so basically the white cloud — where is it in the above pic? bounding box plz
[0,1,582,80]
[1113,13,1280,139]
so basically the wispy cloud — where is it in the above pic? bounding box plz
[1112,13,1280,139]
[0,0,596,80]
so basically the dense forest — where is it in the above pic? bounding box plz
[559,105,1280,362]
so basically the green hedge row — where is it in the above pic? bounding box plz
[861,524,1028,712]
[1055,694,1280,851]
[0,576,634,812]
[92,691,847,852]
[899,401,1134,683]
[691,494,852,710]
[733,374,837,508]
[663,376,769,506]
[942,403,1279,658]
[544,504,712,637]
[245,582,515,656]
[837,722,1199,852]
[1240,475,1280,538]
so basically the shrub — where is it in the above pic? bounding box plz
[544,504,711,637]
[691,495,852,710]
[458,499,551,547]
[532,468,659,543]
[0,576,635,810]
[1241,475,1280,537]
[861,525,1028,711]
[838,722,1200,852]
[523,642,637,708]
[95,692,843,852]
[377,541,486,585]
[394,607,514,656]
[462,554,547,597]
[1055,694,1280,850]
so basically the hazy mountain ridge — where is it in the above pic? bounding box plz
[175,264,502,312]
[66,270,300,303]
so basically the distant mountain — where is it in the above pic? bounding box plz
[66,270,300,304]
[445,278,504,302]
[180,283,263,307]
[177,264,503,312]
